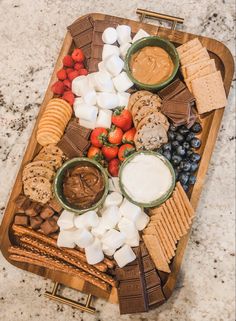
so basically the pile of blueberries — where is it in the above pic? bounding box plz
[159,122,202,192]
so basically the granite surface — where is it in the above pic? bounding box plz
[0,0,235,320]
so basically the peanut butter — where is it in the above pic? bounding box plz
[130,46,174,85]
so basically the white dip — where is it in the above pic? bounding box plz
[120,154,173,203]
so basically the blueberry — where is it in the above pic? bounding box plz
[189,175,196,185]
[186,132,195,142]
[179,172,189,185]
[183,142,190,150]
[168,131,176,141]
[190,162,199,172]
[163,150,172,161]
[176,145,186,156]
[186,150,194,157]
[176,134,184,143]
[190,138,201,149]
[172,140,180,149]
[174,169,180,179]
[179,126,190,136]
[172,155,182,166]
[170,124,178,132]
[182,184,190,192]
[182,161,191,172]
[190,152,201,163]
[163,143,172,152]
[191,122,202,133]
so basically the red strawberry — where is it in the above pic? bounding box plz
[51,81,64,95]
[122,127,136,144]
[63,79,71,90]
[74,62,84,70]
[68,70,79,81]
[63,55,74,67]
[62,91,75,105]
[112,108,133,131]
[87,146,103,161]
[102,145,119,161]
[108,158,120,177]
[66,68,74,75]
[118,144,135,161]
[78,68,88,76]
[57,69,67,80]
[108,126,123,145]
[90,128,108,148]
[72,48,85,62]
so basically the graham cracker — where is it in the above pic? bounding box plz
[185,59,216,79]
[172,193,190,230]
[164,201,182,239]
[173,190,192,225]
[177,38,202,56]
[176,182,195,220]
[180,42,203,60]
[169,197,188,235]
[181,47,210,66]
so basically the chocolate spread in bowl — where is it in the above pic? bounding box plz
[63,164,105,209]
[130,46,174,85]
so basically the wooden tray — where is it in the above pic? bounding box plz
[0,11,234,307]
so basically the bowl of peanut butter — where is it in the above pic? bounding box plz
[125,36,179,90]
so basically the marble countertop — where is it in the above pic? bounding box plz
[0,0,235,320]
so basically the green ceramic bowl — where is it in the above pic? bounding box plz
[53,157,109,214]
[119,151,176,208]
[125,36,179,91]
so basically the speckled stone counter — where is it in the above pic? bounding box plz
[0,1,235,320]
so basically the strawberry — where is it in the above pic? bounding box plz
[74,62,84,70]
[112,108,133,131]
[66,68,74,75]
[63,79,71,90]
[102,145,119,161]
[122,127,136,144]
[57,69,67,80]
[87,146,103,161]
[90,128,108,148]
[68,70,79,81]
[72,48,85,62]
[63,55,74,67]
[78,68,88,76]
[62,91,75,105]
[108,158,120,177]
[118,144,135,161]
[108,126,123,145]
[51,81,64,95]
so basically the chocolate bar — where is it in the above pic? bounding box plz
[66,118,91,139]
[158,79,186,101]
[57,136,83,159]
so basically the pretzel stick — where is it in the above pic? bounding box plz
[9,246,110,292]
[12,225,110,271]
[19,236,117,287]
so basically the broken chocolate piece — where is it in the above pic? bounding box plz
[48,198,63,213]
[30,216,43,230]
[14,215,28,226]
[41,217,59,235]
[25,203,41,217]
[40,206,54,219]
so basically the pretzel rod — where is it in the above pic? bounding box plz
[9,246,110,292]
[12,225,108,272]
[19,235,116,287]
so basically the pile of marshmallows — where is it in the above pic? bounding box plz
[71,26,150,130]
[57,181,149,268]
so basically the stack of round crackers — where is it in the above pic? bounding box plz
[128,91,169,150]
[36,98,72,146]
[23,145,64,204]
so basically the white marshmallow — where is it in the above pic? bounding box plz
[101,206,121,229]
[114,244,136,268]
[87,73,96,89]
[113,72,133,92]
[119,42,131,59]
[102,44,120,60]
[93,71,115,92]
[119,198,142,223]
[57,210,74,230]
[98,61,108,73]
[104,55,124,77]
[83,90,97,105]
[95,109,112,128]
[74,210,99,229]
[72,228,94,248]
[57,229,76,248]
[91,219,108,238]
[96,92,119,109]
[85,238,104,265]
[135,211,150,231]
[74,103,98,122]
[132,29,150,43]
[102,243,116,256]
[102,27,118,44]
[108,177,121,193]
[72,76,89,96]
[116,25,132,45]
[102,229,125,250]
[104,192,123,208]
[118,92,130,107]
[74,97,84,106]
[118,217,140,247]
[79,119,96,129]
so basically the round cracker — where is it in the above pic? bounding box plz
[44,106,71,122]
[37,124,64,138]
[128,90,151,112]
[23,176,52,204]
[23,166,55,182]
[37,131,60,146]
[46,99,72,118]
[136,111,169,132]
[132,94,162,119]
[39,115,66,131]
